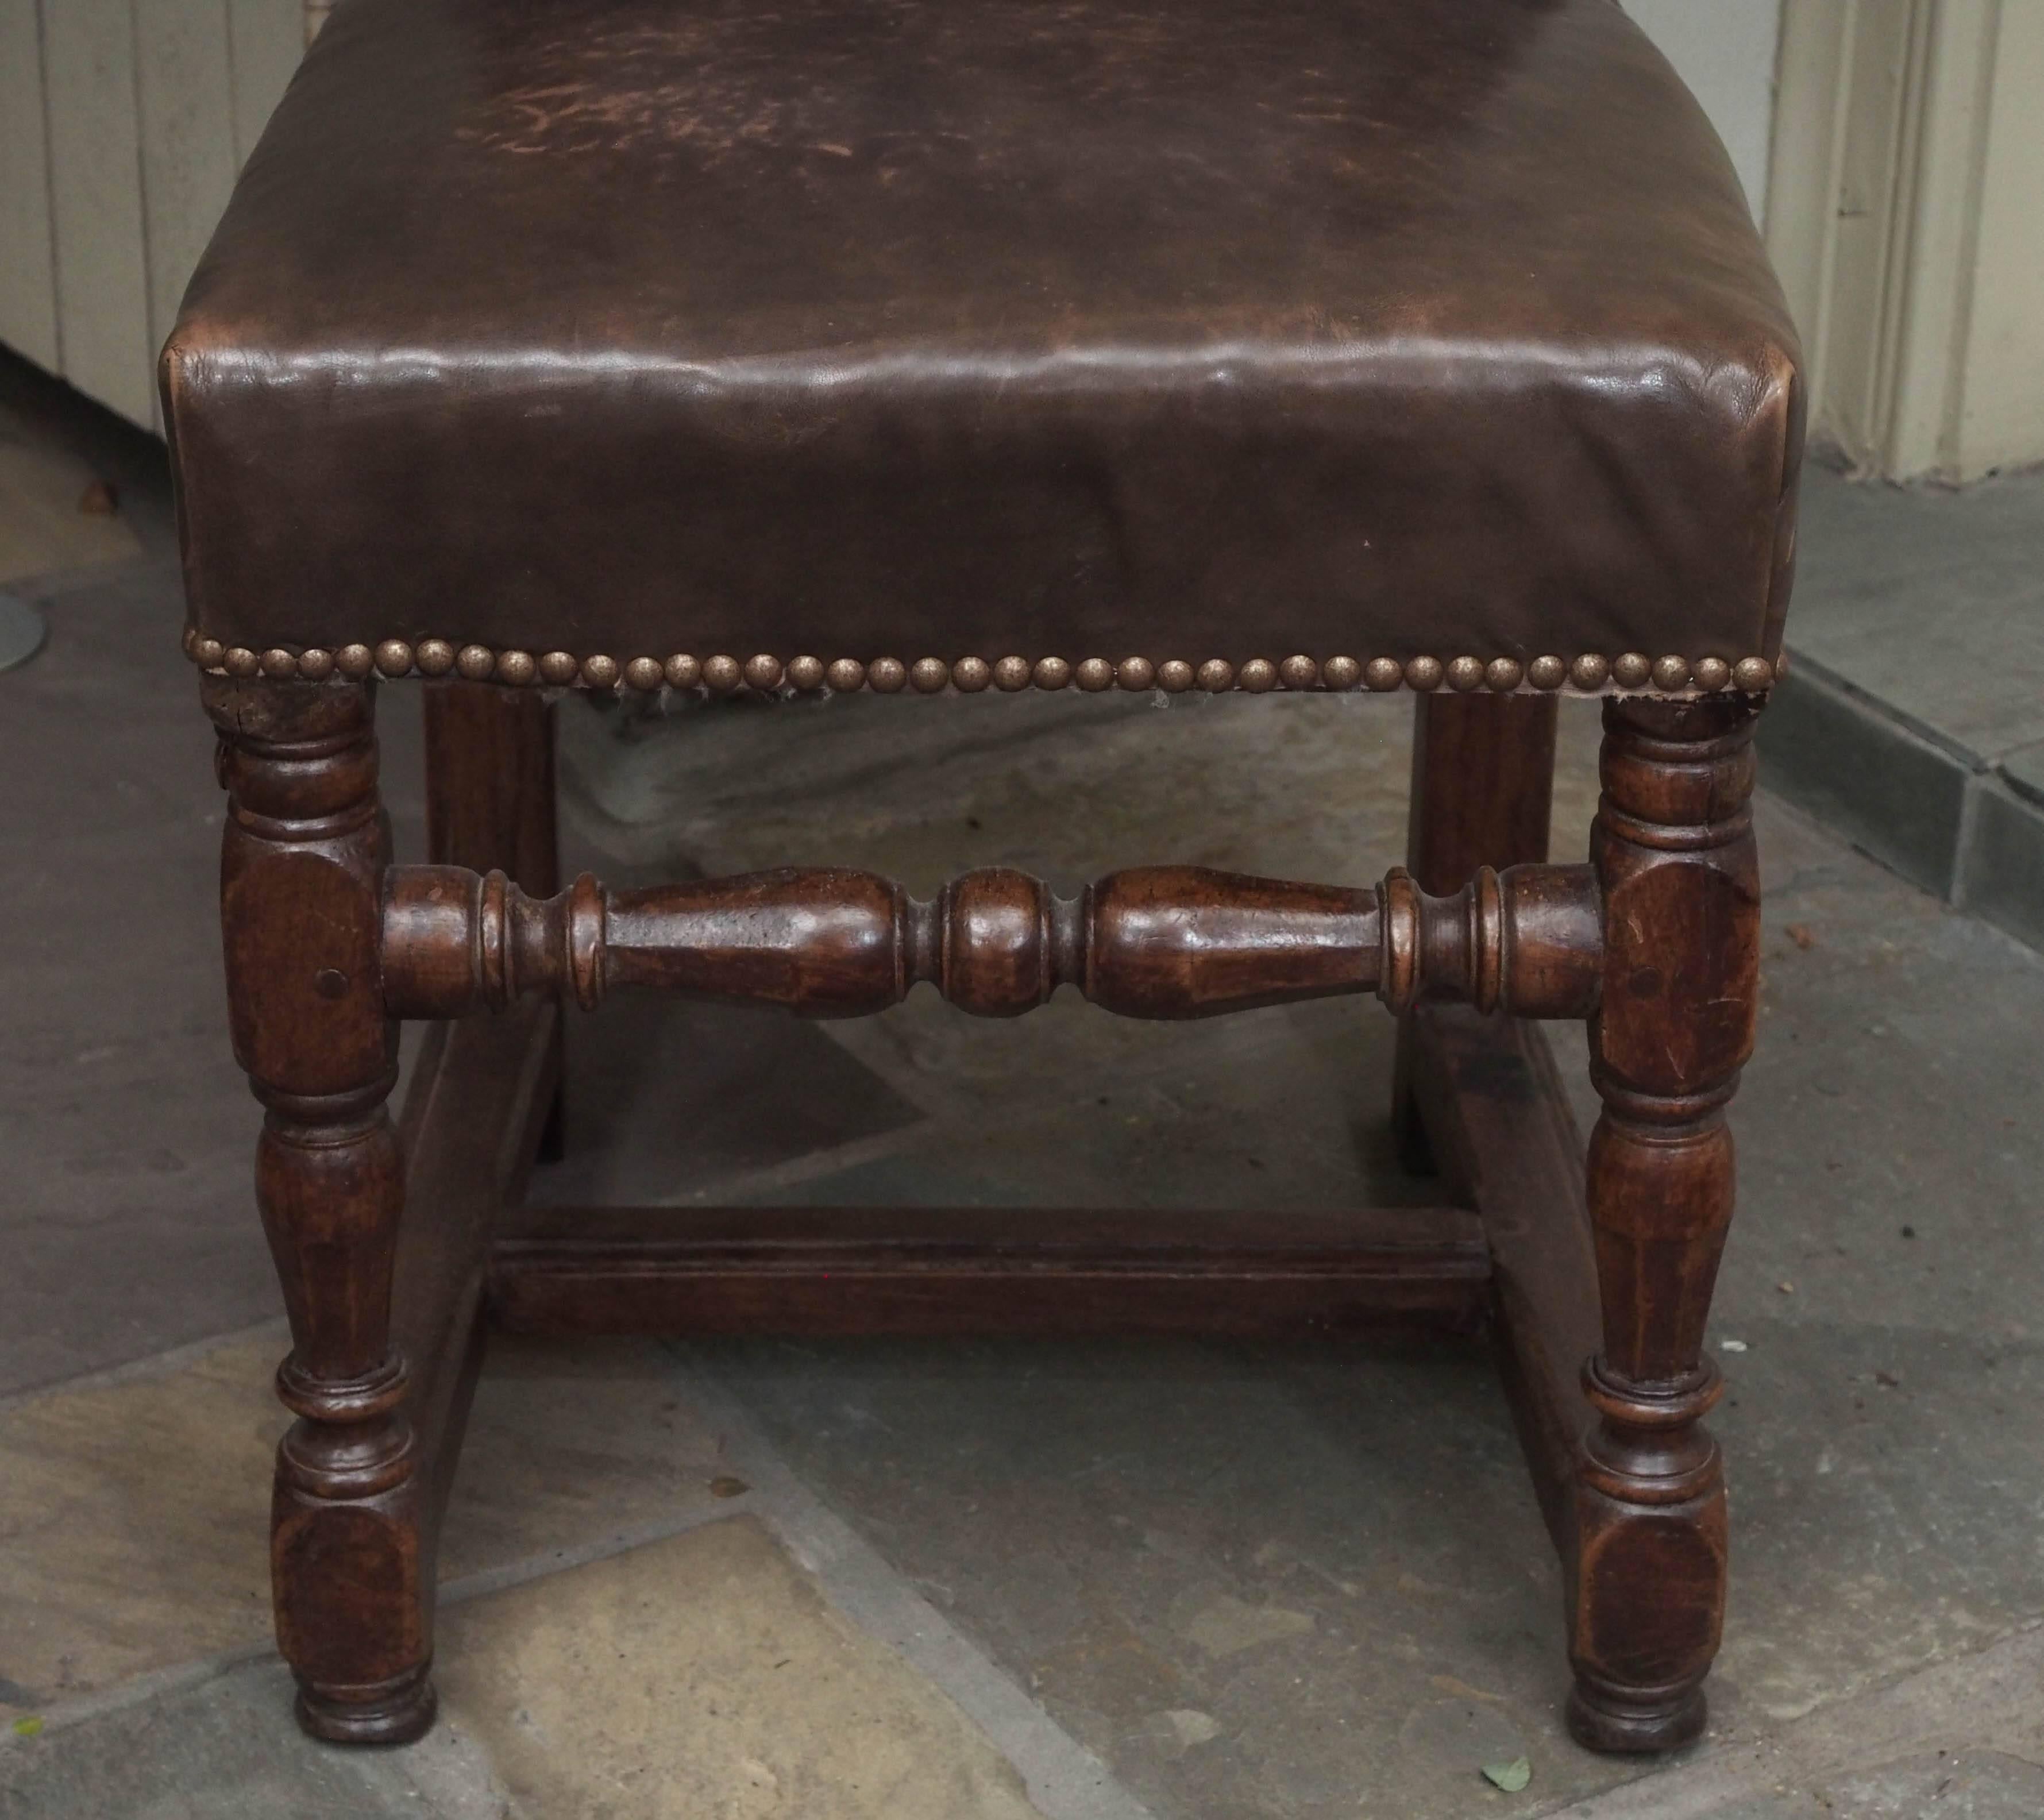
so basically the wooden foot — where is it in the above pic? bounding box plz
[1393,693,1559,1170]
[1568,696,1761,1751]
[296,1664,438,1747]
[206,674,429,1744]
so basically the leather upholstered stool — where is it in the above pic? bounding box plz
[165,0,1803,1757]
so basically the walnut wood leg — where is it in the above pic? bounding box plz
[1567,695,1761,1752]
[423,680,559,892]
[1394,692,1559,1171]
[205,673,433,1745]
[424,678,562,1157]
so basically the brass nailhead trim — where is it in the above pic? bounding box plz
[182,627,1776,699]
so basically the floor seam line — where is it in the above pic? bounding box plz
[663,1341,1164,1820]
[0,1316,291,1415]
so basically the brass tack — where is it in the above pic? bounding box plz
[182,624,199,657]
[1364,657,1403,692]
[337,643,375,679]
[193,635,225,669]
[703,654,742,692]
[1486,657,1524,692]
[459,643,498,681]
[1196,658,1235,692]
[496,649,537,686]
[1405,655,1444,691]
[1447,655,1484,692]
[260,647,297,679]
[224,646,260,677]
[1652,654,1691,691]
[624,656,665,691]
[581,653,621,689]
[1117,655,1155,691]
[1692,655,1731,692]
[1158,659,1194,692]
[787,654,826,691]
[1733,655,1774,692]
[744,653,785,691]
[869,656,908,693]
[664,654,702,689]
[911,656,950,693]
[539,650,579,685]
[415,638,456,677]
[1033,656,1072,691]
[1239,657,1278,692]
[826,657,866,692]
[374,639,413,677]
[298,647,334,682]
[1613,651,1652,688]
[1279,654,1318,690]
[1570,653,1610,690]
[1528,654,1566,691]
[994,655,1031,691]
[1323,655,1362,691]
[951,655,991,692]
[1075,657,1114,691]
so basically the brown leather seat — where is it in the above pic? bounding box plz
[165,0,1802,698]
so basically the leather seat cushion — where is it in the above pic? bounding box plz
[165,0,1803,693]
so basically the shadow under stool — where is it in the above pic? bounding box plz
[161,0,1804,1760]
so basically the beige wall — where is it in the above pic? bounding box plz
[1770,0,2044,481]
[1625,0,1784,221]
[0,0,303,431]
[1960,0,2044,475]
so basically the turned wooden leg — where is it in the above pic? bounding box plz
[205,673,433,1745]
[1568,695,1762,1752]
[423,678,562,1156]
[1394,692,1559,1171]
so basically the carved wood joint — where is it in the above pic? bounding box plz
[381,862,1603,1024]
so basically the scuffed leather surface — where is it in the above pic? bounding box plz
[163,0,1803,670]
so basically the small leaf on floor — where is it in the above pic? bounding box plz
[1481,1756,1530,1792]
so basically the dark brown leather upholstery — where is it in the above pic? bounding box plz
[164,0,1803,690]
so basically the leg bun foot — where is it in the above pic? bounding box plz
[1567,1678,1707,1755]
[295,1664,438,1746]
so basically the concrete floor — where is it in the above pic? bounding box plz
[1760,460,2044,955]
[4,349,2044,1817]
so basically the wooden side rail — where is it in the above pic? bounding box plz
[382,861,1602,1024]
